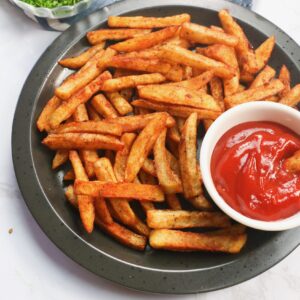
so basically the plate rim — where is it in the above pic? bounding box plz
[12,0,300,294]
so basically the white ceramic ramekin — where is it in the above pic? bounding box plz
[200,101,300,231]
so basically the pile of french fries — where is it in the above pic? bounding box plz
[37,10,300,253]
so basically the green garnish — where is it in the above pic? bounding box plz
[21,0,83,8]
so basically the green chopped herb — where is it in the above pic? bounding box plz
[21,0,83,8]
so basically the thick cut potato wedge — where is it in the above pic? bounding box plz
[280,82,300,108]
[249,65,276,89]
[278,65,291,98]
[255,36,275,71]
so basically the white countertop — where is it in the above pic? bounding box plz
[1,0,299,299]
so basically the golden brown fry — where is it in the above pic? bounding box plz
[182,65,193,80]
[160,45,235,79]
[111,26,178,52]
[42,132,124,151]
[186,194,213,210]
[138,84,221,111]
[147,210,230,229]
[249,65,276,89]
[149,229,247,253]
[52,150,69,169]
[225,79,284,107]
[179,113,202,199]
[49,71,112,129]
[64,169,75,181]
[105,112,175,132]
[141,158,157,177]
[91,94,119,119]
[181,22,238,46]
[278,65,291,98]
[154,129,182,193]
[167,124,181,143]
[58,43,105,69]
[53,120,123,136]
[87,29,151,44]
[165,194,182,210]
[80,150,99,179]
[73,103,89,122]
[75,180,165,201]
[284,150,300,173]
[106,92,133,115]
[108,14,191,28]
[69,150,89,181]
[65,185,78,207]
[209,77,224,110]
[207,224,246,236]
[125,114,167,182]
[210,25,224,32]
[86,103,102,121]
[176,117,185,132]
[37,96,62,132]
[255,36,275,71]
[132,100,221,120]
[94,197,113,225]
[279,84,300,107]
[102,73,166,92]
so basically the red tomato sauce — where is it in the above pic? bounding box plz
[211,121,300,221]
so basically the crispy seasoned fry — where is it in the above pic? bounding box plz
[209,77,224,110]
[91,94,119,119]
[167,125,181,143]
[210,25,224,32]
[49,71,112,128]
[58,43,105,69]
[64,169,75,180]
[73,103,89,122]
[138,85,221,111]
[255,36,275,71]
[53,120,123,136]
[37,96,61,132]
[87,29,151,44]
[208,224,246,236]
[75,180,165,201]
[249,65,276,89]
[284,150,300,173]
[279,84,300,107]
[102,73,166,92]
[80,150,99,178]
[106,92,133,115]
[132,100,221,120]
[149,229,247,253]
[176,117,185,132]
[182,65,193,80]
[86,103,102,121]
[160,45,235,79]
[139,169,158,185]
[108,14,191,28]
[114,68,140,78]
[186,194,213,210]
[179,113,202,199]
[69,150,89,181]
[105,112,175,132]
[42,132,124,151]
[154,129,182,193]
[278,65,291,98]
[165,194,182,210]
[225,79,284,107]
[65,185,77,207]
[181,22,238,46]
[125,114,167,182]
[94,197,113,224]
[52,150,69,169]
[240,70,254,83]
[147,210,230,229]
[142,158,156,177]
[111,26,178,52]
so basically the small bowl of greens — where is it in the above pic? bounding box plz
[10,0,94,19]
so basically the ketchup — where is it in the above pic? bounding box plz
[211,121,300,221]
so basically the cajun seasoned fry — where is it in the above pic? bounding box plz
[284,150,300,173]
[167,125,181,143]
[255,36,275,71]
[279,84,300,107]
[73,103,89,122]
[52,150,69,169]
[106,92,133,115]
[278,65,291,98]
[249,65,276,89]
[141,158,157,177]
[86,103,102,121]
[91,94,119,119]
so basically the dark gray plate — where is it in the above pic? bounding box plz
[12,0,300,294]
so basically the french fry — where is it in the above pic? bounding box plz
[165,64,184,82]
[165,194,182,210]
[74,180,165,201]
[102,73,166,92]
[108,14,191,28]
[182,65,193,80]
[186,194,213,210]
[73,103,89,122]
[132,100,221,120]
[63,169,75,181]
[209,77,224,110]
[147,210,230,229]
[210,25,224,32]
[94,196,113,225]
[49,71,112,129]
[284,150,300,173]
[255,36,275,71]
[225,79,284,108]
[87,29,151,45]
[69,150,88,181]
[279,84,300,107]
[160,45,235,79]
[167,125,181,143]
[37,96,61,132]
[55,49,115,100]
[139,169,158,185]
[141,158,157,177]
[42,132,124,151]
[53,120,123,136]
[240,70,254,83]
[58,43,105,69]
[106,92,133,115]
[207,224,246,236]
[111,26,178,52]
[153,129,183,193]
[137,85,221,111]
[105,112,175,132]
[91,94,119,119]
[249,65,276,89]
[125,114,167,182]
[149,229,247,253]
[52,150,69,169]
[278,65,291,98]
[119,88,133,101]
[218,10,258,74]
[180,22,238,46]
[163,35,192,48]
[176,117,185,132]
[179,113,202,199]
[65,185,77,207]
[80,150,99,179]
[86,103,102,121]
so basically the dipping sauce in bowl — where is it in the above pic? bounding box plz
[211,121,300,221]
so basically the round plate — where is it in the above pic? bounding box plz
[12,0,300,294]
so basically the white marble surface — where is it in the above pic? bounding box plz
[1,0,299,299]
